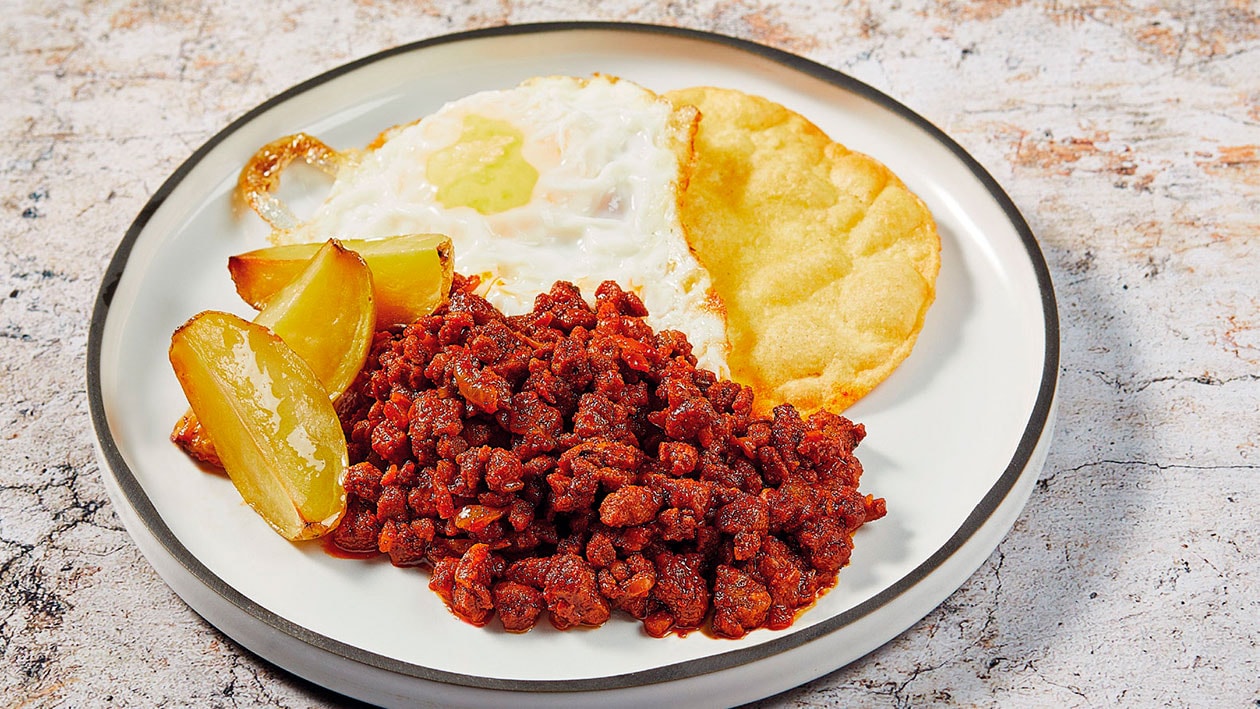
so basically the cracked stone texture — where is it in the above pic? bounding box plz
[2,0,1257,706]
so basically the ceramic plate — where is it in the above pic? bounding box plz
[88,23,1058,708]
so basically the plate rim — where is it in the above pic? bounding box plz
[86,20,1060,693]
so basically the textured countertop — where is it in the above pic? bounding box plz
[3,2,1258,706]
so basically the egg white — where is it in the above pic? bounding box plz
[276,75,730,374]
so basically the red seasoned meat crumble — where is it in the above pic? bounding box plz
[333,275,886,638]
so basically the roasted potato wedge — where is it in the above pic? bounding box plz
[229,233,453,326]
[253,239,376,397]
[170,311,348,540]
[172,239,374,466]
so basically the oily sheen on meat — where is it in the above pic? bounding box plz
[332,275,885,638]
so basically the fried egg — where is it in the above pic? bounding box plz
[261,75,729,374]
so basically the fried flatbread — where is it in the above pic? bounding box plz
[666,87,941,413]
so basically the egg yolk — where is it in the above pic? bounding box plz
[427,114,538,215]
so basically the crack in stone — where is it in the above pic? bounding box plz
[977,549,1005,643]
[1086,370,1260,394]
[6,566,69,626]
[218,645,300,709]
[1030,659,1091,701]
[0,457,114,694]
[1060,459,1259,474]
[1038,458,1258,492]
[890,659,949,708]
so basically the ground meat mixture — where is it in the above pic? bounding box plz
[333,275,886,639]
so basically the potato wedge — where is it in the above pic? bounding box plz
[253,239,376,398]
[172,239,374,466]
[229,233,453,326]
[170,311,348,540]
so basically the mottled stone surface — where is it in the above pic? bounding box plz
[2,1,1257,707]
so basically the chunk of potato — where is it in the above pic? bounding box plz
[169,311,348,540]
[253,239,376,397]
[229,233,453,326]
[171,239,374,467]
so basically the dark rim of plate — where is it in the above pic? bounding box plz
[87,21,1059,695]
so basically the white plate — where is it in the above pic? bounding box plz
[88,23,1058,708]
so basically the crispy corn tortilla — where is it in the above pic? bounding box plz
[666,86,941,413]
